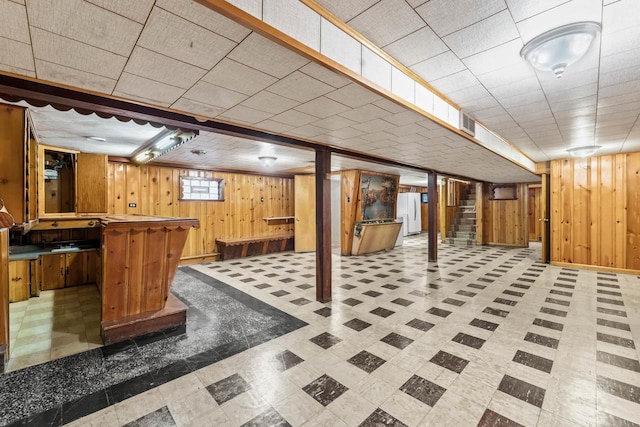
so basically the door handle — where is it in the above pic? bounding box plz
[11,277,21,282]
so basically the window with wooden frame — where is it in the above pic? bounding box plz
[179,176,224,201]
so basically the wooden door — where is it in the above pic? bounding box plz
[65,252,84,287]
[8,261,30,302]
[0,229,9,358]
[294,175,316,252]
[528,185,542,242]
[40,254,65,290]
[77,153,107,213]
[541,174,551,263]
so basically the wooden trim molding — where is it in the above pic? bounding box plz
[551,261,640,276]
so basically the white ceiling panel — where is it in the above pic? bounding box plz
[85,0,155,24]
[601,26,640,58]
[227,33,309,79]
[346,0,425,47]
[202,59,277,97]
[218,104,274,125]
[124,47,207,90]
[30,27,125,79]
[294,96,351,119]
[443,10,519,59]
[35,60,116,93]
[298,62,351,88]
[241,91,300,115]
[0,37,34,72]
[462,39,524,76]
[270,109,318,127]
[430,70,480,94]
[410,51,466,82]
[171,98,226,118]
[505,0,570,23]
[324,83,383,109]
[516,0,602,43]
[314,0,379,22]
[416,0,506,37]
[267,71,335,103]
[383,27,448,67]
[28,0,141,56]
[137,7,236,70]
[182,81,247,110]
[156,0,250,43]
[0,0,29,43]
[114,73,185,107]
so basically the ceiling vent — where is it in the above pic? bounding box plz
[459,111,476,137]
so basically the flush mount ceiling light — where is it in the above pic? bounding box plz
[567,145,601,158]
[520,22,601,78]
[259,156,277,167]
[86,136,106,142]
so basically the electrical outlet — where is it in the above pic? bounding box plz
[128,203,136,208]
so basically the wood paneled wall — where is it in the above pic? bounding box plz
[107,162,294,259]
[551,154,640,271]
[479,183,528,247]
[528,185,542,242]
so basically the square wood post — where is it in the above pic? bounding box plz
[428,172,438,262]
[315,149,332,302]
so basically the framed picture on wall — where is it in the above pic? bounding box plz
[360,173,399,220]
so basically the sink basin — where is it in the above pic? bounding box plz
[51,246,80,252]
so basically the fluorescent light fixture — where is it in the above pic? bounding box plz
[156,136,179,150]
[521,22,601,78]
[134,151,151,162]
[87,136,106,142]
[259,156,277,167]
[567,145,601,157]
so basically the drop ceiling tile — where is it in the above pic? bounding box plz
[546,83,598,102]
[463,39,524,76]
[380,111,424,127]
[157,0,250,43]
[0,37,34,72]
[0,1,29,43]
[516,0,602,43]
[124,47,207,90]
[226,0,262,19]
[114,72,184,106]
[416,0,506,37]
[294,96,351,118]
[171,97,227,118]
[264,0,320,50]
[601,66,640,91]
[270,109,318,127]
[444,10,519,59]
[314,0,379,22]
[349,119,393,133]
[137,7,236,70]
[410,51,466,82]
[602,0,640,34]
[505,0,569,22]
[312,115,359,131]
[202,59,277,97]
[383,26,448,67]
[218,105,274,125]
[347,0,425,47]
[601,47,640,74]
[320,18,362,74]
[496,90,546,109]
[299,62,351,88]
[598,93,640,108]
[358,130,396,142]
[362,47,392,90]
[31,27,125,79]
[599,80,640,99]
[601,26,640,58]
[241,91,300,114]
[538,67,598,92]
[458,95,500,112]
[288,124,327,138]
[35,60,116,93]
[86,0,154,24]
[0,63,34,77]
[28,0,142,56]
[338,103,390,123]
[476,61,537,89]
[229,33,309,79]
[182,81,248,109]
[254,119,296,134]
[325,83,383,108]
[326,127,366,139]
[430,70,479,94]
[388,123,430,137]
[267,71,335,103]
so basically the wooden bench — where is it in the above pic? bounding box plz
[215,233,294,260]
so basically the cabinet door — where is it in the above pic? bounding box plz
[77,153,107,213]
[8,260,30,302]
[84,250,98,284]
[40,254,65,290]
[0,105,27,223]
[65,252,84,287]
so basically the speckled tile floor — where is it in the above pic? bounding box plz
[5,234,640,427]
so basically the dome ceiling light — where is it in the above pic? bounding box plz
[567,145,601,158]
[520,22,601,78]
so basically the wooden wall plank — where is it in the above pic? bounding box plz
[627,153,640,269]
[481,183,528,247]
[107,162,294,259]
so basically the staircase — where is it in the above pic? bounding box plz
[446,185,477,246]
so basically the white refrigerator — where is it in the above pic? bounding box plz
[397,193,421,235]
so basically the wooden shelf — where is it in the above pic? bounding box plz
[263,216,295,224]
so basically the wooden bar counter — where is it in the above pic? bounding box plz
[99,215,199,344]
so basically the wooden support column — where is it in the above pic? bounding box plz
[428,172,438,262]
[315,150,332,302]
[439,180,448,243]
